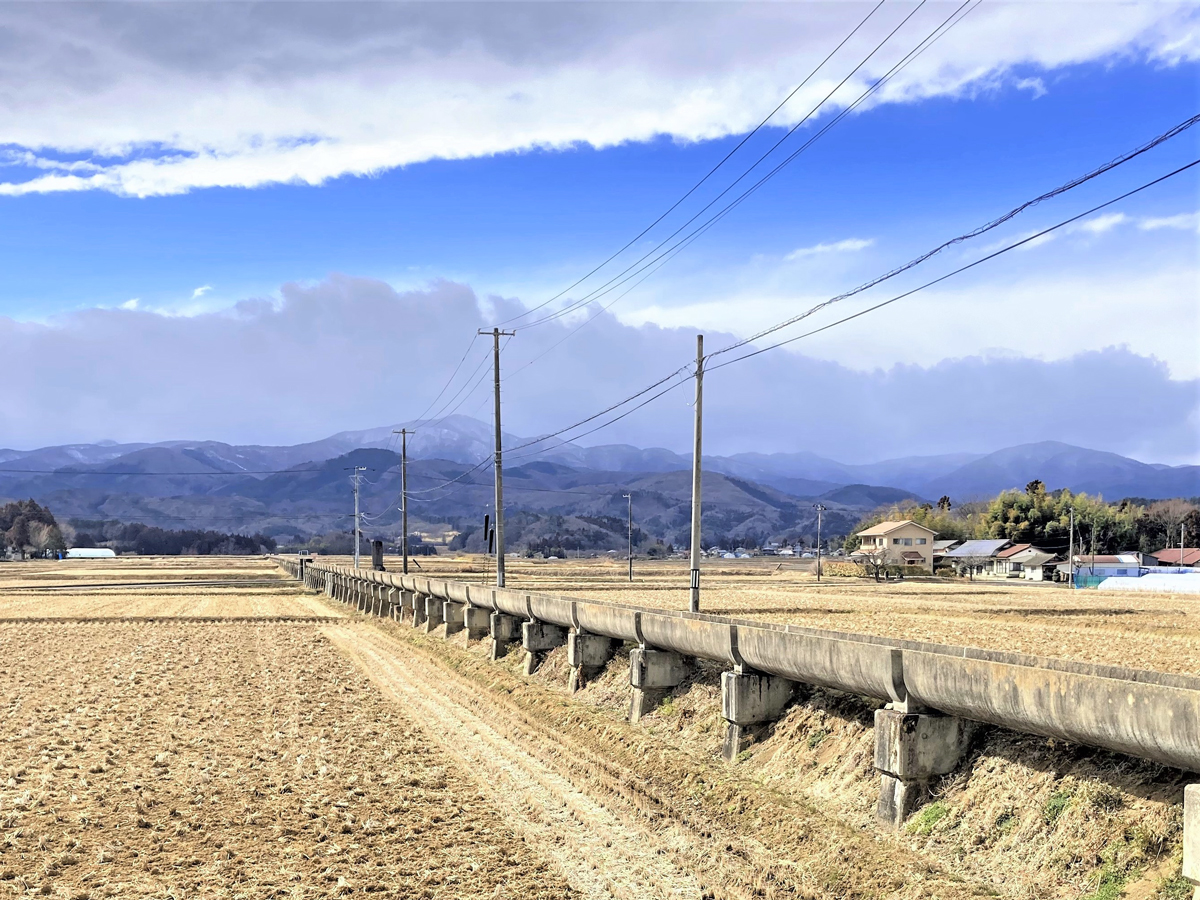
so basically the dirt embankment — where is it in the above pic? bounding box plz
[355,604,1193,900]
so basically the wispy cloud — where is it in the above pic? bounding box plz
[119,298,139,310]
[191,285,213,299]
[785,238,874,260]
[1014,76,1047,98]
[1138,212,1200,232]
[1077,212,1127,234]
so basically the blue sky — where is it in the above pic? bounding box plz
[0,2,1197,461]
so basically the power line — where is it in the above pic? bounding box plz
[706,158,1200,372]
[492,0,892,329]
[707,108,1200,362]
[516,0,949,332]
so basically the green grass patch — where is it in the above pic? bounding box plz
[1043,789,1073,825]
[806,728,830,750]
[658,696,676,717]
[907,800,950,836]
[1082,864,1127,900]
[1156,874,1194,900]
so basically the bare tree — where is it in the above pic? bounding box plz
[951,554,990,582]
[854,546,890,582]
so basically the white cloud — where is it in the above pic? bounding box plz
[191,285,213,300]
[119,298,139,310]
[785,238,874,260]
[1139,212,1200,231]
[0,275,1195,463]
[0,3,1193,197]
[1077,212,1128,234]
[1014,76,1048,98]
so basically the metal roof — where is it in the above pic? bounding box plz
[995,543,1032,559]
[943,539,1011,558]
[1151,548,1200,566]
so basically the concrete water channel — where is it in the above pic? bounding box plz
[278,556,1200,893]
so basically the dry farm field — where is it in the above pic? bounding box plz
[0,554,1193,899]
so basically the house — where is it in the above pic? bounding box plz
[1019,550,1061,582]
[856,520,937,571]
[1074,554,1154,576]
[1151,548,1200,568]
[993,543,1034,577]
[942,539,1013,577]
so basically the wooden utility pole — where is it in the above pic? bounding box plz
[479,327,515,587]
[623,493,633,582]
[689,334,704,613]
[345,466,367,569]
[393,429,412,574]
[1068,507,1075,588]
[813,503,827,581]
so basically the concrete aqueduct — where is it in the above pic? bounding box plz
[277,556,1200,890]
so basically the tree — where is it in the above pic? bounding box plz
[855,546,889,582]
[937,496,952,512]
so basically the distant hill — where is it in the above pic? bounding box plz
[1,419,1195,545]
[919,441,1200,501]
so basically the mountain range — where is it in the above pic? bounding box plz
[1,416,1195,544]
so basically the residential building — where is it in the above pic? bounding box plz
[1019,550,1061,582]
[856,520,937,571]
[942,539,1013,577]
[1150,548,1200,568]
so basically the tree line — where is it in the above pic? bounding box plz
[845,482,1199,555]
[1,499,66,558]
[70,518,277,556]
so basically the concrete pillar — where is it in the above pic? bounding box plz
[567,631,615,693]
[1182,784,1200,898]
[423,596,444,633]
[385,588,397,619]
[399,590,415,620]
[521,620,567,675]
[489,612,521,660]
[464,606,490,642]
[721,670,795,762]
[874,709,971,829]
[629,647,688,723]
[442,601,465,637]
[412,593,428,628]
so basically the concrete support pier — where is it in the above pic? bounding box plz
[874,709,971,828]
[464,606,490,642]
[443,601,466,637]
[629,647,688,723]
[721,669,795,762]
[423,596,444,633]
[567,631,616,694]
[490,612,521,660]
[412,594,428,629]
[522,620,567,675]
[1182,784,1200,899]
[398,590,415,621]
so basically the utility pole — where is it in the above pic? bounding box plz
[1068,506,1075,588]
[393,429,412,574]
[813,503,827,581]
[346,465,367,569]
[479,328,515,587]
[624,494,633,585]
[689,334,704,613]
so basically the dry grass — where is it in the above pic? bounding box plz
[346,553,1200,675]
[0,557,338,619]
